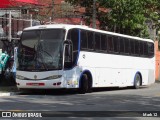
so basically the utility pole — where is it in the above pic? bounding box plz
[52,0,54,20]
[93,0,96,28]
[9,11,12,42]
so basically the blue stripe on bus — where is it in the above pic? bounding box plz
[75,29,81,65]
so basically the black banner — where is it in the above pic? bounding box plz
[0,111,160,118]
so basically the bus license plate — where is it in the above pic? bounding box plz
[26,83,45,86]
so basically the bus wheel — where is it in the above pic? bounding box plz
[79,74,88,94]
[134,73,141,89]
[87,77,92,93]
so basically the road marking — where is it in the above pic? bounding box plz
[9,110,23,112]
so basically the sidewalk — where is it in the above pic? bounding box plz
[155,80,160,83]
[0,86,19,96]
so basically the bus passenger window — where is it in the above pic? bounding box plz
[148,42,154,57]
[108,36,114,52]
[139,41,144,56]
[113,36,119,53]
[124,38,130,54]
[101,34,107,51]
[144,42,148,56]
[87,32,94,50]
[95,33,101,51]
[130,40,135,55]
[120,38,125,53]
[135,40,139,55]
[81,30,88,49]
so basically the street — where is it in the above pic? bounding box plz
[0,82,160,119]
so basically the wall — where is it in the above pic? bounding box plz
[155,40,160,80]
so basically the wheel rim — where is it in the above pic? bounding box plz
[136,74,140,87]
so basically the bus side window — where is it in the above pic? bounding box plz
[144,42,148,56]
[101,34,107,52]
[119,37,125,53]
[87,31,94,50]
[130,39,135,55]
[124,38,130,54]
[148,42,154,57]
[66,29,79,68]
[113,36,119,53]
[95,33,101,51]
[139,41,144,56]
[135,40,139,55]
[107,35,114,52]
[81,30,88,50]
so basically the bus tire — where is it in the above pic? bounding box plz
[134,73,141,89]
[79,74,88,94]
[87,77,92,93]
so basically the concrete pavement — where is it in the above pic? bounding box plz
[0,81,160,96]
[0,86,19,96]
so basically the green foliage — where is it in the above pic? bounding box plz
[65,0,160,38]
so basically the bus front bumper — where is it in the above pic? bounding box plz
[16,78,66,89]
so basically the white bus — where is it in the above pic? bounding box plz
[16,24,155,93]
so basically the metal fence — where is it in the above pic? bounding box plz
[0,10,40,41]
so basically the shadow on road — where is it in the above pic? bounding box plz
[18,86,148,96]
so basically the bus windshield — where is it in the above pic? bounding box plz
[17,29,65,71]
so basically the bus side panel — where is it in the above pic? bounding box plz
[148,69,155,85]
[78,51,154,88]
[96,68,116,87]
[148,57,155,85]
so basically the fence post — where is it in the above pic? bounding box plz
[8,11,12,42]
[49,17,52,24]
[30,14,32,27]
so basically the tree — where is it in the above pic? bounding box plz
[65,0,160,38]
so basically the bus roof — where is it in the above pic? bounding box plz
[24,24,154,43]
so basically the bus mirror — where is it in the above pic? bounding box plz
[64,44,72,62]
[64,39,73,58]
[65,45,70,56]
[64,40,73,68]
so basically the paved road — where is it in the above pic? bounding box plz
[0,83,160,120]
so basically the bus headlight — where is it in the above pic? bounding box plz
[16,75,25,80]
[46,75,62,80]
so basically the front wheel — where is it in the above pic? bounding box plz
[134,73,141,89]
[79,74,88,94]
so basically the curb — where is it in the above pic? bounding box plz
[0,92,19,96]
[155,80,160,83]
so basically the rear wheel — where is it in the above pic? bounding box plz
[134,73,141,89]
